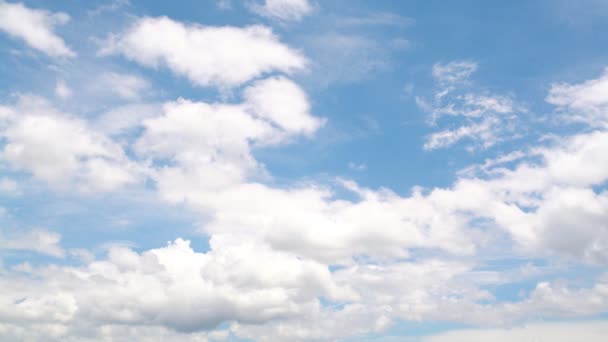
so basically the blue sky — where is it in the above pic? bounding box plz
[1,0,608,341]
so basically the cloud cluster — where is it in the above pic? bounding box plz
[0,96,141,192]
[1,6,608,342]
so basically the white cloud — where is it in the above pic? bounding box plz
[424,116,502,150]
[421,128,608,263]
[0,96,141,192]
[424,321,608,342]
[156,176,477,264]
[135,77,323,200]
[102,72,149,100]
[248,0,313,22]
[432,60,478,86]
[0,236,353,339]
[101,16,307,88]
[0,228,65,257]
[305,33,391,86]
[417,60,520,150]
[136,99,270,195]
[334,12,414,28]
[2,7,608,340]
[94,103,162,135]
[0,177,20,195]
[546,67,608,126]
[0,1,75,57]
[54,80,72,99]
[1,234,607,341]
[244,76,324,135]
[216,0,232,10]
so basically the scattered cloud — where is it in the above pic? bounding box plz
[54,80,72,99]
[546,67,608,126]
[0,1,75,57]
[1,2,608,341]
[248,0,314,22]
[0,96,142,192]
[0,228,65,257]
[417,60,522,150]
[102,72,149,100]
[100,16,307,88]
[0,177,20,195]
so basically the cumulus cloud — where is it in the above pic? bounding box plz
[3,4,608,340]
[248,0,314,22]
[0,96,141,192]
[136,77,324,200]
[101,16,307,88]
[1,235,607,341]
[0,237,354,340]
[0,1,75,57]
[244,76,324,135]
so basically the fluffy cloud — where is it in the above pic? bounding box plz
[426,128,608,263]
[0,96,141,192]
[101,16,306,88]
[3,3,608,340]
[2,69,608,341]
[187,182,476,264]
[244,76,324,135]
[136,77,323,199]
[2,234,607,341]
[0,236,354,340]
[248,0,314,22]
[0,1,74,57]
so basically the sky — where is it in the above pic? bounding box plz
[0,0,608,341]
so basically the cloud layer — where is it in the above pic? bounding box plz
[0,3,607,342]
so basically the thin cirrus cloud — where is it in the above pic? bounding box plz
[101,72,150,100]
[417,60,521,150]
[248,0,314,22]
[0,1,75,57]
